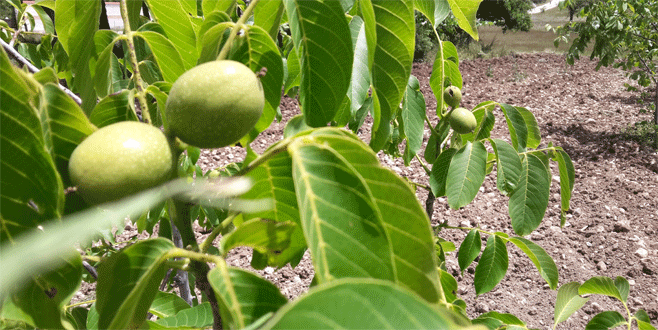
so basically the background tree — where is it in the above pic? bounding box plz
[555,0,658,147]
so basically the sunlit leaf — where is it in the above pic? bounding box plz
[145,0,198,69]
[401,75,427,166]
[261,279,468,329]
[445,0,481,40]
[134,31,186,83]
[490,139,522,196]
[149,291,191,319]
[585,311,627,330]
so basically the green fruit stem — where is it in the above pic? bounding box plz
[216,0,262,61]
[120,0,151,124]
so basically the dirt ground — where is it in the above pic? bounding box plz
[84,53,657,329]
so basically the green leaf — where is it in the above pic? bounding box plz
[517,106,541,149]
[554,282,589,326]
[254,0,284,41]
[446,0,481,40]
[415,0,436,26]
[134,31,186,83]
[31,4,55,34]
[474,235,508,295]
[202,0,235,16]
[145,0,198,69]
[9,252,82,329]
[126,0,144,31]
[429,147,457,197]
[508,237,558,289]
[284,0,353,127]
[283,46,301,94]
[347,16,371,119]
[438,268,459,303]
[228,25,284,133]
[87,303,99,329]
[553,150,575,225]
[54,0,101,114]
[490,139,522,196]
[302,128,443,303]
[90,91,139,128]
[0,53,64,241]
[458,229,481,273]
[585,311,627,330]
[261,279,467,329]
[197,21,231,64]
[446,141,488,209]
[149,291,191,319]
[283,114,313,138]
[208,266,288,329]
[221,218,296,256]
[402,75,427,166]
[96,238,175,330]
[430,41,461,115]
[39,83,97,185]
[424,120,450,163]
[368,0,415,151]
[635,310,656,330]
[240,149,306,268]
[93,31,121,98]
[579,276,627,303]
[289,137,394,283]
[509,154,550,236]
[154,302,214,328]
[500,103,528,152]
[477,311,526,326]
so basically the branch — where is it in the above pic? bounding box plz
[82,260,98,280]
[1,39,83,105]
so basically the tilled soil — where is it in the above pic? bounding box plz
[96,53,657,329]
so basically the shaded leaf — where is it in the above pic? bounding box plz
[0,52,64,240]
[446,141,488,209]
[402,75,427,166]
[517,106,540,149]
[208,266,288,329]
[284,0,353,127]
[553,149,575,225]
[490,138,522,196]
[368,0,415,151]
[461,101,496,142]
[229,25,284,133]
[429,147,457,197]
[458,229,481,273]
[90,91,139,128]
[96,238,175,329]
[474,235,508,295]
[347,16,371,119]
[500,103,528,152]
[509,154,550,236]
[508,237,558,289]
[221,218,296,257]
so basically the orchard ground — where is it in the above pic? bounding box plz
[77,53,658,329]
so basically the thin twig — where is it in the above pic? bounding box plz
[1,39,83,105]
[82,260,98,280]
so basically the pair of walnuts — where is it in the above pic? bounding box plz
[69,60,264,205]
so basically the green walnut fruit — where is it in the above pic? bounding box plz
[448,107,477,134]
[165,60,264,149]
[68,121,174,205]
[443,86,462,109]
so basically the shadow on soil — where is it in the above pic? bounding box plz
[543,123,658,173]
